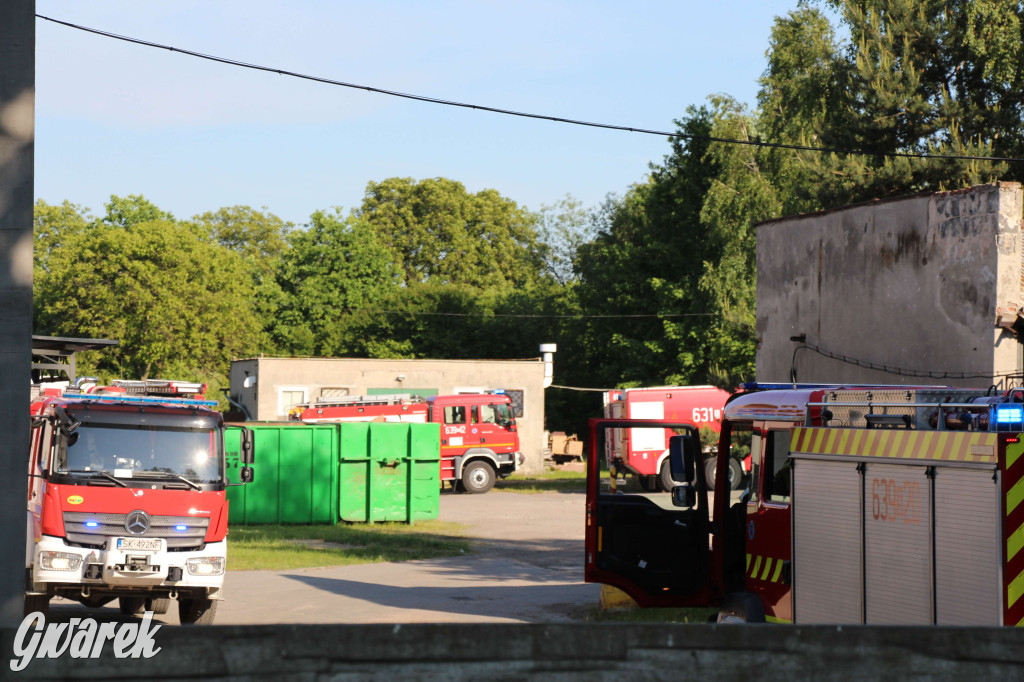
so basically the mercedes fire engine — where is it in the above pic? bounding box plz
[603,386,739,492]
[27,378,254,624]
[292,392,523,494]
[586,383,1024,626]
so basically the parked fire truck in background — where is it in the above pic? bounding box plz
[587,383,1024,625]
[293,392,523,494]
[603,386,741,492]
[27,378,254,624]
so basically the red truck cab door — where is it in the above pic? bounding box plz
[470,402,517,453]
[585,418,714,607]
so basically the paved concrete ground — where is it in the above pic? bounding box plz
[48,488,600,625]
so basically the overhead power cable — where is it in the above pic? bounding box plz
[37,14,1024,165]
[794,342,1023,381]
[341,308,713,319]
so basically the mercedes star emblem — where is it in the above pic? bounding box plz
[124,510,151,535]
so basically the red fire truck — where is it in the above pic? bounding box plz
[603,386,740,492]
[27,378,254,623]
[586,383,1024,625]
[293,392,523,494]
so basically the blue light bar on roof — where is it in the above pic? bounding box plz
[995,404,1024,424]
[61,392,218,408]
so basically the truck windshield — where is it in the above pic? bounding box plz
[56,422,222,484]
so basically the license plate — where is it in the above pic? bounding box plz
[116,537,162,551]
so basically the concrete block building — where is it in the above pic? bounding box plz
[229,348,556,474]
[757,182,1024,388]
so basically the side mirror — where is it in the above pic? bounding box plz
[671,483,696,509]
[241,429,255,465]
[239,466,254,484]
[668,434,697,484]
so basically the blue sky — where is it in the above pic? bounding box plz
[35,1,819,227]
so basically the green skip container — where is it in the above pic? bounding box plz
[338,422,440,523]
[226,421,440,525]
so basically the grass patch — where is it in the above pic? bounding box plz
[495,467,587,493]
[584,606,718,623]
[228,520,471,571]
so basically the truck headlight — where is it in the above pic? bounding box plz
[186,557,225,576]
[40,551,83,571]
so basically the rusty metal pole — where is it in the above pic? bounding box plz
[0,0,34,627]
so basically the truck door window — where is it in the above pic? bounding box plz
[748,431,762,504]
[479,404,497,424]
[445,406,467,424]
[763,430,792,503]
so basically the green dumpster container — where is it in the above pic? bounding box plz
[225,423,339,525]
[338,422,440,523]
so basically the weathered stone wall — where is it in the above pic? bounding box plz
[757,182,1024,387]
[3,622,1021,680]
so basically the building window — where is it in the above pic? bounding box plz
[504,389,525,419]
[278,387,308,417]
[320,387,350,400]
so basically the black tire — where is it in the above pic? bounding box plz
[24,594,49,617]
[704,457,718,488]
[658,459,677,492]
[178,597,218,625]
[460,460,495,494]
[727,458,745,490]
[147,597,171,614]
[119,596,146,615]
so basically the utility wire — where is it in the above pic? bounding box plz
[794,342,1024,381]
[36,14,1024,165]
[341,308,713,319]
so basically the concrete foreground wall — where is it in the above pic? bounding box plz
[4,623,1021,680]
[757,182,1024,387]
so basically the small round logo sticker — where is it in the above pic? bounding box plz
[67,495,84,505]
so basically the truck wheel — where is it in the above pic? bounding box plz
[704,458,718,488]
[658,460,678,492]
[728,458,745,490]
[178,597,218,625]
[460,461,495,494]
[119,596,146,615]
[24,594,49,617]
[147,597,171,614]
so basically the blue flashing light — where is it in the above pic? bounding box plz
[85,521,99,528]
[61,391,218,408]
[174,525,188,532]
[995,405,1024,424]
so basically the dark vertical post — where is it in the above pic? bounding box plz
[0,0,35,627]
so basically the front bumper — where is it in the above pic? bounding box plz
[31,534,226,599]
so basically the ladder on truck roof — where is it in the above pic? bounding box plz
[312,393,421,408]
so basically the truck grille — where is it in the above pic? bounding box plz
[62,512,210,551]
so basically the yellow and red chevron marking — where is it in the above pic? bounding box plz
[1003,436,1024,626]
[790,427,998,463]
[746,553,785,584]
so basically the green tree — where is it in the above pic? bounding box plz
[356,177,546,288]
[193,205,292,276]
[272,209,403,357]
[34,215,265,392]
[100,194,175,228]
[34,199,91,274]
[766,1,1018,207]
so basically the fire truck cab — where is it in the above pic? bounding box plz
[27,378,254,624]
[586,383,1024,626]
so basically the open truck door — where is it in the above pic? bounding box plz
[585,418,716,607]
